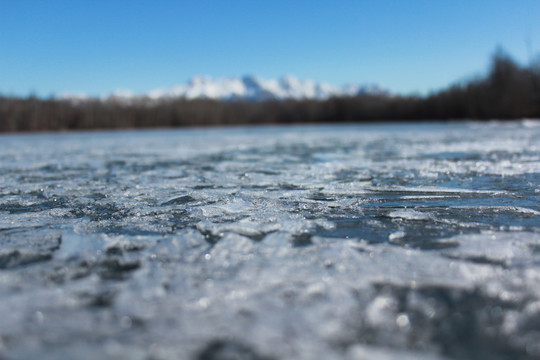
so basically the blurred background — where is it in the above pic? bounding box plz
[1,0,539,131]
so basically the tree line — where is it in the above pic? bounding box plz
[1,49,539,132]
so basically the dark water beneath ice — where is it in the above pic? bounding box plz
[1,121,540,359]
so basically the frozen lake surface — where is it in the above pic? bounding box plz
[1,121,540,359]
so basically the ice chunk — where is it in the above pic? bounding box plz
[387,209,433,220]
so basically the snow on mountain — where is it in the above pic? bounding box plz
[59,75,389,103]
[147,75,389,101]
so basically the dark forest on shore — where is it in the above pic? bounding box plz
[1,49,539,132]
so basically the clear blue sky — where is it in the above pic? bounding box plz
[1,0,539,97]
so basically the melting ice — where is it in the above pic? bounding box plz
[0,122,539,359]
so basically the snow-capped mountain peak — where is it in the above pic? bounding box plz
[59,75,389,102]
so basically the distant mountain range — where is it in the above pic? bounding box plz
[59,75,390,102]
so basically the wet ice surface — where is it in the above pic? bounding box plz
[1,122,540,359]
